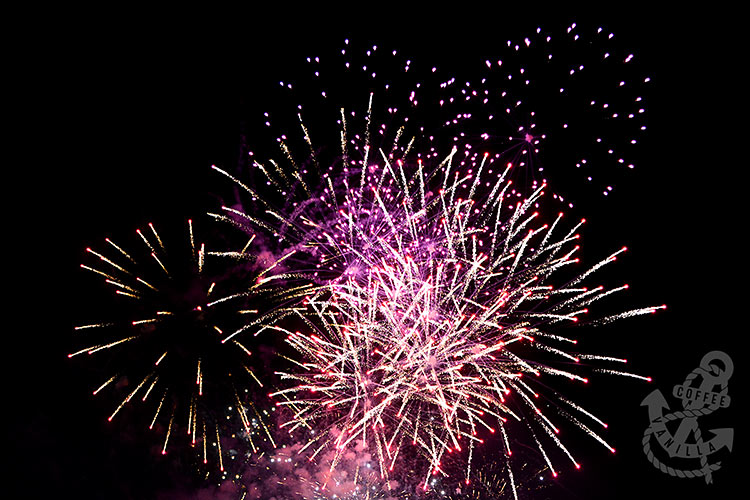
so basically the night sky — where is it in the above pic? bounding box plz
[13,8,742,500]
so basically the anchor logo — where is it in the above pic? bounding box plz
[641,351,733,483]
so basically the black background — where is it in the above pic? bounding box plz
[11,6,743,499]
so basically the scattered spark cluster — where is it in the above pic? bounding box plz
[447,24,652,198]
[72,23,660,499]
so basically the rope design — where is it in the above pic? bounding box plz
[641,434,721,479]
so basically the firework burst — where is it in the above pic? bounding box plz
[71,22,661,499]
[70,218,312,471]
[197,32,663,498]
[212,22,652,291]
[265,146,662,495]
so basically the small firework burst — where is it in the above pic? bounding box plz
[70,218,311,470]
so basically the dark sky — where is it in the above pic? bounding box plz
[13,8,743,500]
